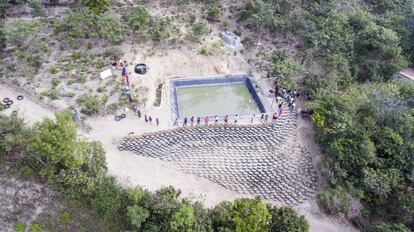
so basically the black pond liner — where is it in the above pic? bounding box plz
[134,63,148,75]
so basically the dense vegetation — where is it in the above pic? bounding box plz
[0,113,309,231]
[312,83,414,230]
[241,0,414,230]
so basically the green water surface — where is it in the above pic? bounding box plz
[177,84,260,117]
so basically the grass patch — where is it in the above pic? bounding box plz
[199,41,224,56]
[59,210,71,225]
[15,222,26,232]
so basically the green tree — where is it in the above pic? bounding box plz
[271,50,298,89]
[141,186,182,231]
[28,113,87,178]
[91,176,122,218]
[362,168,401,197]
[127,205,150,230]
[373,223,411,232]
[170,204,196,232]
[209,201,233,231]
[83,0,109,14]
[241,0,283,31]
[231,198,271,232]
[269,206,309,232]
[354,22,407,81]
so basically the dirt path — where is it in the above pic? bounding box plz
[0,84,358,232]
[0,84,55,125]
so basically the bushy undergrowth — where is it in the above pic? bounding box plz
[123,7,176,42]
[77,94,104,115]
[3,18,44,47]
[54,9,124,44]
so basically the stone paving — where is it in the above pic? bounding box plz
[118,105,318,205]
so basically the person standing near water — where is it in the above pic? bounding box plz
[190,116,194,127]
[149,116,152,124]
[204,116,209,126]
[144,114,148,123]
[197,117,201,126]
[260,114,264,123]
[183,117,188,126]
[214,115,218,125]
[251,114,255,124]
[224,115,228,125]
[174,118,178,126]
[156,118,159,126]
[272,113,277,122]
[264,114,268,124]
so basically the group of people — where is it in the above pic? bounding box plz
[130,104,160,126]
[277,88,299,112]
[175,114,240,127]
[172,111,284,127]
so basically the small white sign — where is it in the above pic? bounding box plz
[100,69,112,80]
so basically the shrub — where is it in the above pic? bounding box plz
[77,94,103,115]
[199,41,224,56]
[15,50,43,73]
[29,223,41,232]
[3,18,44,47]
[50,67,59,74]
[269,206,309,232]
[83,0,109,14]
[222,20,229,27]
[317,187,350,216]
[152,16,174,42]
[59,210,71,224]
[40,89,60,100]
[78,76,87,84]
[153,83,163,107]
[187,19,211,42]
[207,6,220,20]
[0,30,6,49]
[124,7,151,39]
[14,222,26,232]
[373,223,411,232]
[54,9,123,44]
[191,19,211,37]
[30,0,45,17]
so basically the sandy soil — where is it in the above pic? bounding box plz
[0,85,55,125]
